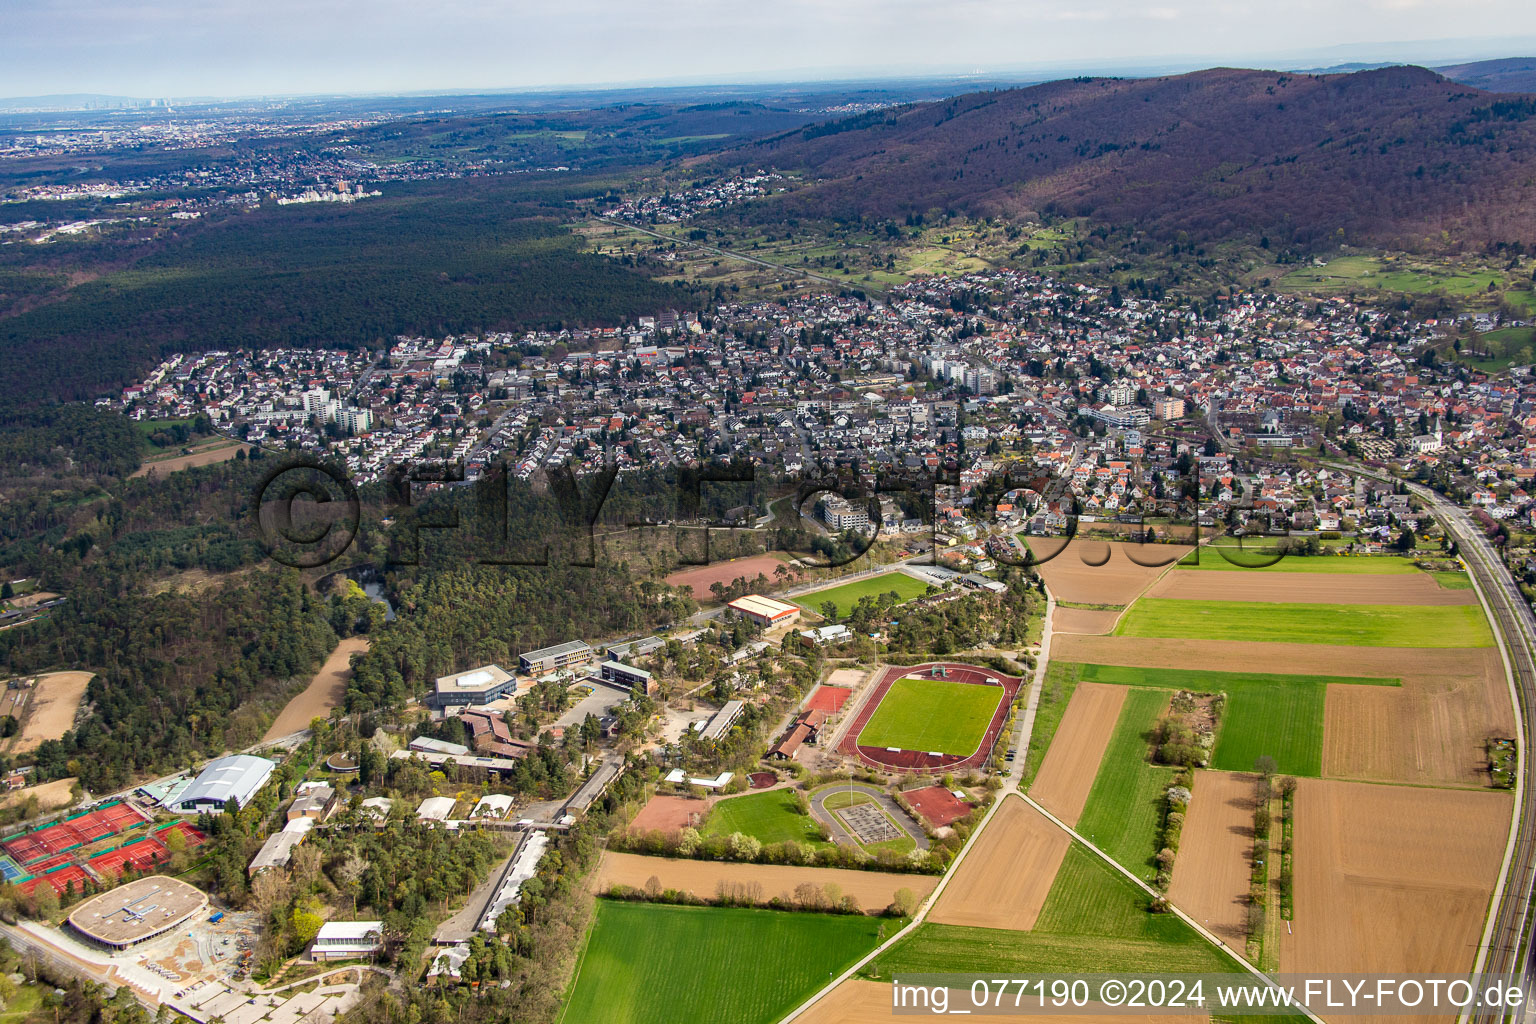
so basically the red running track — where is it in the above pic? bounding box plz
[838,662,1022,774]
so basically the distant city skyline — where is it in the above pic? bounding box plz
[4,0,1536,100]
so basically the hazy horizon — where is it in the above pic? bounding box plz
[6,0,1536,101]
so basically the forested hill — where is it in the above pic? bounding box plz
[726,66,1536,251]
[1437,58,1536,94]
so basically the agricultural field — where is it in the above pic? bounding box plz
[1073,689,1177,880]
[1167,770,1259,948]
[1275,252,1515,301]
[1052,637,1513,788]
[592,852,936,913]
[794,572,930,619]
[1021,662,1082,788]
[856,677,1003,756]
[1178,551,1422,572]
[930,796,1070,931]
[1073,663,1399,777]
[663,553,792,600]
[1115,599,1493,648]
[873,845,1238,976]
[561,901,886,1024]
[1028,540,1193,606]
[702,789,829,847]
[1147,569,1476,606]
[1029,682,1127,825]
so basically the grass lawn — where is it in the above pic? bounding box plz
[870,845,1238,977]
[1179,551,1422,573]
[1432,571,1475,590]
[702,790,828,847]
[1074,663,1398,777]
[857,677,1003,756]
[562,901,886,1024]
[1115,599,1493,647]
[795,572,930,619]
[1075,689,1176,880]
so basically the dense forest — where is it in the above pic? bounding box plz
[725,66,1536,251]
[0,570,338,790]
[0,175,708,407]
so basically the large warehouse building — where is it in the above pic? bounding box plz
[726,594,801,628]
[165,755,277,814]
[68,876,208,951]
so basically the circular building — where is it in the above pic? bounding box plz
[67,876,208,951]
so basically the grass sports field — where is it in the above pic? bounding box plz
[795,572,929,619]
[563,901,885,1024]
[1115,599,1493,647]
[872,845,1237,976]
[1074,689,1177,879]
[1179,551,1423,573]
[702,790,829,847]
[857,677,1003,756]
[1074,664,1399,777]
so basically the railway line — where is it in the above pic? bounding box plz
[1398,481,1536,1022]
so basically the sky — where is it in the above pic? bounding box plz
[5,0,1536,99]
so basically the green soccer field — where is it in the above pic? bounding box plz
[794,572,930,619]
[561,901,885,1024]
[857,677,1003,755]
[1115,599,1493,647]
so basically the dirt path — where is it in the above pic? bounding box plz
[928,796,1069,931]
[1146,570,1477,605]
[1168,770,1257,948]
[6,671,93,755]
[1029,682,1127,826]
[591,851,937,914]
[263,636,369,741]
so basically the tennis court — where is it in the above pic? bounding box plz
[0,854,26,883]
[155,820,208,848]
[2,802,151,865]
[87,836,169,878]
[20,863,88,897]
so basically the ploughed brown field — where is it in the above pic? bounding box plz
[591,852,938,914]
[1030,683,1127,826]
[1146,569,1477,605]
[1167,770,1258,948]
[627,794,715,832]
[929,796,1070,931]
[796,981,1208,1024]
[1282,778,1510,1020]
[662,553,790,599]
[1051,636,1514,787]
[263,636,370,742]
[1050,606,1122,635]
[1026,540,1193,607]
[7,671,92,755]
[131,441,249,477]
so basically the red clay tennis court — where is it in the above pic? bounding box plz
[154,821,207,848]
[87,837,168,878]
[20,864,88,897]
[2,802,152,865]
[902,784,974,828]
[806,685,852,713]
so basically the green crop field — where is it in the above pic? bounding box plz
[1074,664,1398,777]
[1022,662,1082,788]
[702,789,828,847]
[1179,551,1423,573]
[1115,599,1493,647]
[871,845,1237,977]
[1432,571,1474,590]
[562,901,885,1024]
[1074,690,1177,879]
[857,677,1003,755]
[795,572,930,619]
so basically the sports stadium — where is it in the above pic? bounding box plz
[837,662,1022,772]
